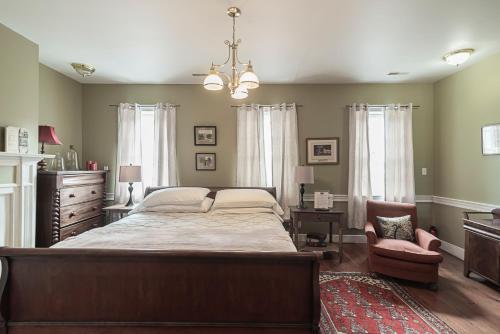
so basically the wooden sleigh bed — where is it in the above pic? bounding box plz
[0,187,321,334]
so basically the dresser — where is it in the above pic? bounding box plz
[463,209,500,286]
[36,171,107,247]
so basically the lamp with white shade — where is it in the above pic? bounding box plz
[119,164,142,206]
[295,166,314,208]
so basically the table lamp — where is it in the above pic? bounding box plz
[119,164,142,206]
[295,166,314,208]
[38,125,63,171]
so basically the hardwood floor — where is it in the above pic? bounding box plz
[320,243,500,334]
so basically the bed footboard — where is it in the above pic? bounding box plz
[0,248,320,334]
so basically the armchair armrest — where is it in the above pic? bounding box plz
[365,222,378,245]
[415,228,441,251]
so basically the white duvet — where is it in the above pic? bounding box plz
[53,211,297,252]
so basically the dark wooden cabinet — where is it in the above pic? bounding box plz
[463,211,500,286]
[36,171,107,247]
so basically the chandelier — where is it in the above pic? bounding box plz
[202,7,259,99]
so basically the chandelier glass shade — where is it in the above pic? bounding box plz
[202,7,259,99]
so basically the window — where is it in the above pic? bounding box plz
[368,107,385,200]
[140,107,155,190]
[262,108,273,186]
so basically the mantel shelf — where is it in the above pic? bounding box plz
[0,152,54,160]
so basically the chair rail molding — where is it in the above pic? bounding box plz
[0,152,53,247]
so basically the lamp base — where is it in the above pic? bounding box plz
[125,182,134,207]
[37,159,48,171]
[298,183,306,209]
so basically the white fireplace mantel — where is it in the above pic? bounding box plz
[0,152,54,247]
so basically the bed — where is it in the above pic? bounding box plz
[0,186,320,334]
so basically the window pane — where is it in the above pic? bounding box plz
[368,109,385,199]
[262,109,273,187]
[140,109,155,189]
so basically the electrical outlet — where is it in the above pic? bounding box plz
[422,168,427,176]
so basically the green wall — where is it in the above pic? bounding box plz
[39,64,83,163]
[82,84,434,197]
[432,53,500,247]
[0,23,39,152]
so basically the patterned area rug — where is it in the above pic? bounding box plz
[320,272,457,334]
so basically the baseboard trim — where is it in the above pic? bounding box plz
[298,233,366,244]
[440,240,465,260]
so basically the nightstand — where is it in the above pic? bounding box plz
[102,204,137,224]
[289,206,345,262]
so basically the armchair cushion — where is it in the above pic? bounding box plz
[372,239,443,264]
[415,228,441,251]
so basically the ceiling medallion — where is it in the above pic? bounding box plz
[201,7,259,99]
[71,63,96,77]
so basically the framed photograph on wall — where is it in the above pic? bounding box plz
[194,126,217,146]
[482,123,500,155]
[196,153,216,171]
[306,137,339,165]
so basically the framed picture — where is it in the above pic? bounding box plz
[482,123,500,155]
[196,153,216,171]
[194,126,217,146]
[306,137,339,165]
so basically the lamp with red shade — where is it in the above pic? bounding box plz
[38,125,62,171]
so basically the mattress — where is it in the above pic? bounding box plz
[53,211,297,252]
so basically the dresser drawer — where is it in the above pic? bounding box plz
[60,199,103,227]
[62,173,105,187]
[295,212,339,222]
[60,215,103,241]
[60,184,104,207]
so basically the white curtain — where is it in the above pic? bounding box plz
[347,104,372,229]
[384,104,415,203]
[115,103,178,204]
[115,103,143,204]
[153,103,178,187]
[236,103,299,216]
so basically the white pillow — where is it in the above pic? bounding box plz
[131,197,214,214]
[141,187,211,207]
[212,189,284,216]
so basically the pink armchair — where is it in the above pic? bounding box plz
[365,200,443,287]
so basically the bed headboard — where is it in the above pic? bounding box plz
[144,186,277,199]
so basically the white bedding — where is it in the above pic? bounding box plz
[53,211,297,252]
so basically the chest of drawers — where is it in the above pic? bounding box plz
[36,171,107,247]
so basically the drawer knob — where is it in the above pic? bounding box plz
[91,206,98,211]
[92,223,98,228]
[69,212,78,218]
[69,194,76,198]
[91,190,97,194]
[70,231,77,236]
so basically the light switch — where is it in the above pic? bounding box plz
[422,168,427,176]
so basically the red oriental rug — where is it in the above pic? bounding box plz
[320,272,457,334]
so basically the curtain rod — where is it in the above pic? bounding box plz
[108,104,180,108]
[345,104,420,109]
[231,104,303,108]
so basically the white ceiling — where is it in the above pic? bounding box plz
[1,0,500,84]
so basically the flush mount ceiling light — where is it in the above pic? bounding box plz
[443,49,474,66]
[71,63,95,77]
[197,7,259,99]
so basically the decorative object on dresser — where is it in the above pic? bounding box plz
[481,123,500,155]
[463,208,500,286]
[289,206,345,262]
[65,144,80,170]
[194,126,217,146]
[119,164,142,206]
[102,203,137,224]
[195,153,216,171]
[38,125,63,171]
[36,170,106,247]
[294,165,314,209]
[306,137,339,165]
